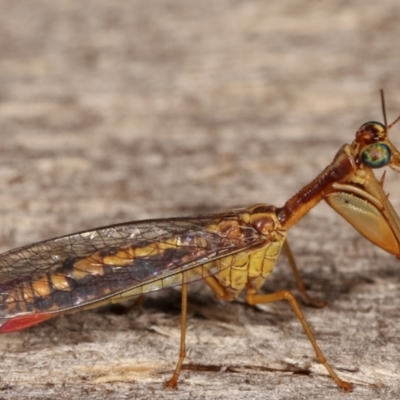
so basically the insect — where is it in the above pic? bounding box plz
[1,93,400,392]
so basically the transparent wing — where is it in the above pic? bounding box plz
[0,212,265,331]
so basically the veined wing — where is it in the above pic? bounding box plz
[0,211,266,331]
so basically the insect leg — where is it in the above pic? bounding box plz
[246,290,352,392]
[166,271,188,389]
[283,240,326,308]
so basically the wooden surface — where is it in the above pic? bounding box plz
[1,1,400,399]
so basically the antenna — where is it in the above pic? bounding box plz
[381,89,400,132]
[380,89,388,129]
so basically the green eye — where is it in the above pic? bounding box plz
[359,121,386,132]
[361,143,391,168]
[356,121,386,139]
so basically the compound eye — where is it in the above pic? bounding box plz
[361,143,391,168]
[356,121,386,140]
[358,121,385,132]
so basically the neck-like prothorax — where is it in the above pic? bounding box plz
[277,145,356,230]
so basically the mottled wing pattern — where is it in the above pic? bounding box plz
[0,213,264,329]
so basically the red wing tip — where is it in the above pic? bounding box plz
[0,313,55,332]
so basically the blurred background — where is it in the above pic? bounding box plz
[0,1,400,399]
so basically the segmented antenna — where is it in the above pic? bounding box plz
[381,89,400,132]
[380,89,388,129]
